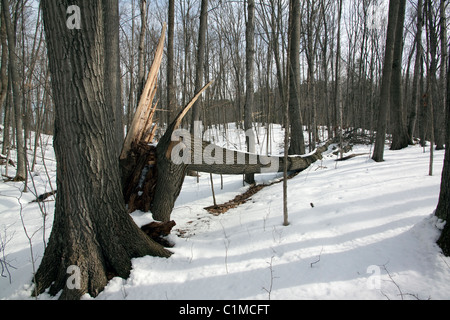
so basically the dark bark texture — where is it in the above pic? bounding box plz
[35,0,171,300]
[436,44,450,255]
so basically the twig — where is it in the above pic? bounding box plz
[0,226,17,284]
[380,263,430,300]
[220,221,230,274]
[310,247,324,268]
[15,185,41,299]
[262,256,278,300]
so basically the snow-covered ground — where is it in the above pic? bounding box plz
[1,125,449,300]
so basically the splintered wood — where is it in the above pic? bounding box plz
[120,23,167,161]
[119,24,166,213]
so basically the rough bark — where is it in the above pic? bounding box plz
[103,0,123,157]
[435,44,450,221]
[436,44,450,255]
[35,1,171,300]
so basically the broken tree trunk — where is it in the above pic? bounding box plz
[119,25,336,223]
[150,121,334,222]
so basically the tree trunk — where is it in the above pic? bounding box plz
[426,0,442,151]
[407,0,423,142]
[372,0,400,162]
[137,0,147,101]
[167,0,176,123]
[390,0,409,150]
[436,43,450,255]
[150,134,333,223]
[437,0,447,151]
[103,0,123,157]
[0,7,7,117]
[35,1,171,300]
[190,0,208,132]
[288,0,306,156]
[1,0,27,181]
[336,0,343,159]
[244,0,256,184]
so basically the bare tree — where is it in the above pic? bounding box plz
[372,0,400,162]
[335,0,343,158]
[407,0,423,142]
[167,0,176,123]
[1,0,27,181]
[244,0,256,184]
[436,43,450,255]
[389,0,409,150]
[190,0,208,132]
[0,6,7,117]
[288,0,306,156]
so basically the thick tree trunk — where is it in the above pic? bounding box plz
[436,44,450,255]
[435,45,450,221]
[35,1,171,300]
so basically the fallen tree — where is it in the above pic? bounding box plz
[118,29,338,223]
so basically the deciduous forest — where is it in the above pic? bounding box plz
[0,0,449,301]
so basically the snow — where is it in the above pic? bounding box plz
[1,125,449,300]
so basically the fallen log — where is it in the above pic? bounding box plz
[118,25,338,224]
[335,153,370,161]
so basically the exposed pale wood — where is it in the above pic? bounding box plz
[175,81,214,131]
[165,80,214,159]
[121,23,167,160]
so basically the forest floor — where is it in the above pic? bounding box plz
[1,124,450,300]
